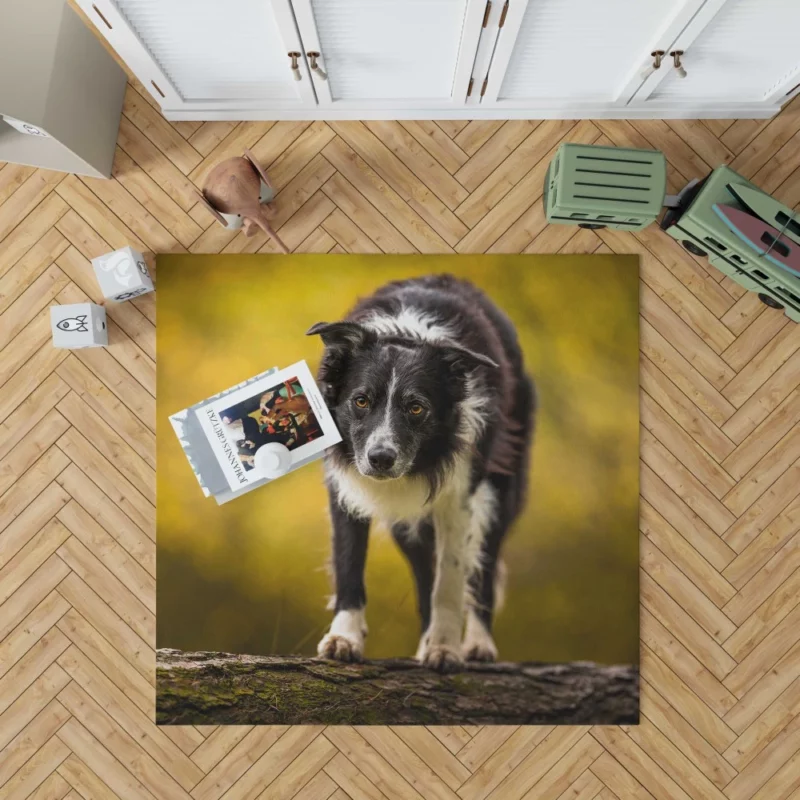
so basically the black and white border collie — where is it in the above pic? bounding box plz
[307,274,535,672]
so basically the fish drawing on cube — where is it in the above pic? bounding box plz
[92,245,154,302]
[51,303,107,349]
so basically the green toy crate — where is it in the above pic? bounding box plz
[544,143,667,231]
[661,165,800,322]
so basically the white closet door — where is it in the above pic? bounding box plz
[482,0,706,108]
[640,0,800,105]
[75,0,316,111]
[291,0,486,108]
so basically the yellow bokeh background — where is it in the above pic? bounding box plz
[157,254,640,665]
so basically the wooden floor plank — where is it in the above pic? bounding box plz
[436,120,470,138]
[640,357,735,463]
[122,85,202,176]
[608,234,736,359]
[55,427,153,539]
[0,515,72,607]
[454,121,506,156]
[640,393,735,501]
[0,592,69,687]
[111,147,203,249]
[640,501,736,609]
[57,681,194,800]
[723,676,800,773]
[0,170,65,244]
[116,116,201,211]
[0,448,69,541]
[330,121,468,246]
[0,733,70,800]
[641,428,736,536]
[454,119,575,229]
[641,535,736,644]
[0,554,70,643]
[55,392,154,504]
[453,121,537,192]
[630,120,711,181]
[56,571,153,681]
[0,229,68,315]
[187,121,276,187]
[323,752,389,800]
[400,121,469,175]
[189,726,288,800]
[459,121,600,252]
[0,193,69,274]
[321,174,415,254]
[56,752,119,800]
[187,122,238,158]
[56,536,154,645]
[265,122,336,190]
[56,715,159,800]
[0,264,70,350]
[635,677,737,790]
[322,137,450,253]
[641,573,737,681]
[322,208,381,254]
[55,464,154,576]
[364,121,469,210]
[0,163,36,207]
[639,644,737,752]
[0,698,71,788]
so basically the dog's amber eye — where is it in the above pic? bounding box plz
[354,395,369,409]
[408,403,424,415]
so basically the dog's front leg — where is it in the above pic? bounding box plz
[417,500,469,673]
[317,498,370,662]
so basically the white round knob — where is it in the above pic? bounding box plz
[670,51,687,79]
[640,64,656,81]
[254,442,293,479]
[641,51,664,81]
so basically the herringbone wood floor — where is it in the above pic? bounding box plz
[2,71,800,799]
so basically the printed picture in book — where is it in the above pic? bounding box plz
[156,254,640,727]
[219,376,322,471]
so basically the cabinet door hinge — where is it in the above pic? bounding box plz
[480,77,488,97]
[499,0,509,27]
[467,77,474,97]
[482,0,492,27]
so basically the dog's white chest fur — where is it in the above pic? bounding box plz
[327,462,435,524]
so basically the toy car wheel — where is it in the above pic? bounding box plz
[758,293,784,310]
[578,223,606,230]
[682,240,707,257]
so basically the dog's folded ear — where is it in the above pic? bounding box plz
[440,343,500,374]
[307,322,376,406]
[306,321,375,349]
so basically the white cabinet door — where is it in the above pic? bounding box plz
[480,0,707,111]
[290,0,487,109]
[632,0,800,111]
[75,0,316,113]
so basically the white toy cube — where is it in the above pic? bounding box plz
[92,246,154,302]
[51,303,107,349]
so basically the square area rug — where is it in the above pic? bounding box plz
[156,254,640,725]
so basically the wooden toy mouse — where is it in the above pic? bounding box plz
[196,149,289,253]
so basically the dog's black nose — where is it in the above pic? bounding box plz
[368,446,397,471]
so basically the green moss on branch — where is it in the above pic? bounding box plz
[156,649,639,725]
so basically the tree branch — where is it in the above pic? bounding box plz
[156,649,639,725]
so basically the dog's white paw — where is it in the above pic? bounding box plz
[462,610,498,662]
[317,632,363,662]
[417,639,463,673]
[462,637,498,663]
[317,609,366,662]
